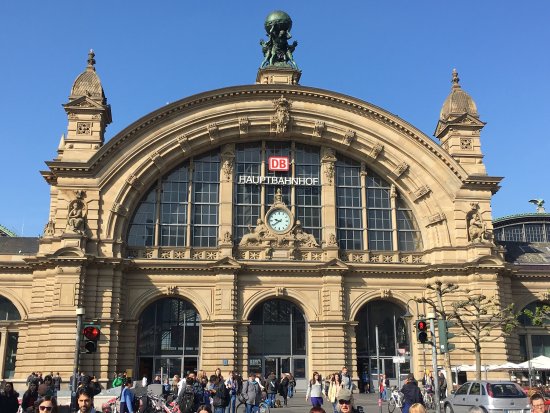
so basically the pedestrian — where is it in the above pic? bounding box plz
[336,388,356,413]
[211,375,230,413]
[287,373,296,398]
[279,373,290,407]
[198,404,213,413]
[340,367,352,391]
[22,381,39,413]
[53,372,62,392]
[241,372,261,413]
[141,376,148,387]
[438,371,447,400]
[36,395,59,413]
[224,371,238,413]
[530,393,545,413]
[178,376,198,413]
[120,378,135,413]
[326,373,343,413]
[0,382,20,413]
[400,374,424,413]
[153,375,161,384]
[379,374,385,400]
[409,403,427,413]
[266,371,278,408]
[306,372,324,407]
[77,388,96,413]
[39,375,55,398]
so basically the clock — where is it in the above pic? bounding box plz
[267,208,292,233]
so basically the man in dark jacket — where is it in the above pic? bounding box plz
[211,375,229,413]
[266,372,278,408]
[400,374,423,413]
[241,373,261,413]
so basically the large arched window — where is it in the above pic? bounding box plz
[517,300,550,361]
[0,296,21,379]
[336,155,422,252]
[137,298,200,381]
[127,150,220,248]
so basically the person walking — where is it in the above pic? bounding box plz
[326,373,343,413]
[211,375,230,413]
[438,371,447,400]
[278,373,290,407]
[53,372,62,392]
[21,381,39,413]
[340,367,353,391]
[241,372,261,413]
[120,378,135,413]
[266,371,278,408]
[287,373,296,398]
[306,372,324,407]
[224,371,238,413]
[401,374,424,413]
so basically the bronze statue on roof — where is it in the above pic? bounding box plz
[260,11,298,69]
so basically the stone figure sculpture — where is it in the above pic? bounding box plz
[468,211,486,243]
[260,11,298,69]
[67,199,86,234]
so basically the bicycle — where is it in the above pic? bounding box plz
[101,397,118,413]
[422,388,435,411]
[235,395,270,413]
[388,386,403,413]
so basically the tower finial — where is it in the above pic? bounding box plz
[452,68,460,88]
[87,49,96,71]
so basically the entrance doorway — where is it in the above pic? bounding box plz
[355,300,411,392]
[137,298,200,382]
[248,299,307,389]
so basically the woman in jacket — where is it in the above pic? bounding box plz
[22,381,39,413]
[326,373,343,413]
[306,372,324,407]
[278,374,290,407]
[0,382,20,413]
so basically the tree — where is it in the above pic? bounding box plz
[415,281,458,388]
[451,293,518,380]
[522,295,550,326]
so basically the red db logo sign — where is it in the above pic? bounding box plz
[268,156,289,171]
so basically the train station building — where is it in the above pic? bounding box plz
[0,11,548,389]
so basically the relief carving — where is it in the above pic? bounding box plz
[219,231,233,245]
[126,174,144,190]
[327,233,338,247]
[239,117,250,135]
[208,123,219,141]
[427,212,446,226]
[394,162,409,177]
[221,144,235,181]
[342,130,355,146]
[313,120,326,138]
[111,202,127,217]
[412,185,431,201]
[65,191,87,235]
[460,138,473,150]
[149,150,163,169]
[43,220,55,237]
[177,134,191,153]
[77,122,91,135]
[369,143,384,159]
[467,202,488,243]
[272,95,291,134]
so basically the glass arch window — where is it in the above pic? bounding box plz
[127,150,220,248]
[233,142,321,243]
[495,222,550,243]
[335,154,422,252]
[0,296,20,321]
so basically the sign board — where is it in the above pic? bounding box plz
[392,356,406,364]
[268,156,289,171]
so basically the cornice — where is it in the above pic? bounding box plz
[44,84,466,181]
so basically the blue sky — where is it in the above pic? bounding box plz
[1,1,549,236]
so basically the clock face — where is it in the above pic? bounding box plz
[267,209,292,233]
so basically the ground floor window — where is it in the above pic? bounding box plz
[137,298,200,381]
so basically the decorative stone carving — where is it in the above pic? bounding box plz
[390,184,397,199]
[77,122,91,135]
[177,134,191,153]
[126,174,144,190]
[321,148,336,185]
[427,212,446,226]
[167,285,178,295]
[327,233,338,247]
[313,120,325,138]
[412,185,431,201]
[380,288,391,298]
[294,221,320,247]
[275,287,286,297]
[369,143,384,159]
[272,95,291,134]
[539,291,550,301]
[239,219,270,246]
[239,117,250,135]
[219,231,233,245]
[111,202,127,217]
[221,144,235,181]
[467,202,487,243]
[342,130,355,146]
[149,150,163,170]
[394,162,409,177]
[65,191,87,235]
[207,123,219,141]
[43,220,55,236]
[460,137,473,150]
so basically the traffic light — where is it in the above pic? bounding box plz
[416,319,428,343]
[82,324,100,353]
[438,319,456,353]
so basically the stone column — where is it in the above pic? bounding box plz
[236,322,250,377]
[309,321,347,375]
[321,147,338,259]
[219,144,235,257]
[0,327,7,377]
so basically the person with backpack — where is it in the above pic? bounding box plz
[266,372,278,408]
[211,375,230,413]
[120,378,136,413]
[400,374,424,413]
[241,372,261,413]
[287,373,296,398]
[178,376,198,413]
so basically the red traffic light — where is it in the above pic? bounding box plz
[416,320,427,331]
[83,326,100,340]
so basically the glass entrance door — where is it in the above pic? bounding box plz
[264,356,290,377]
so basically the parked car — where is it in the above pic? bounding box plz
[443,381,530,413]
